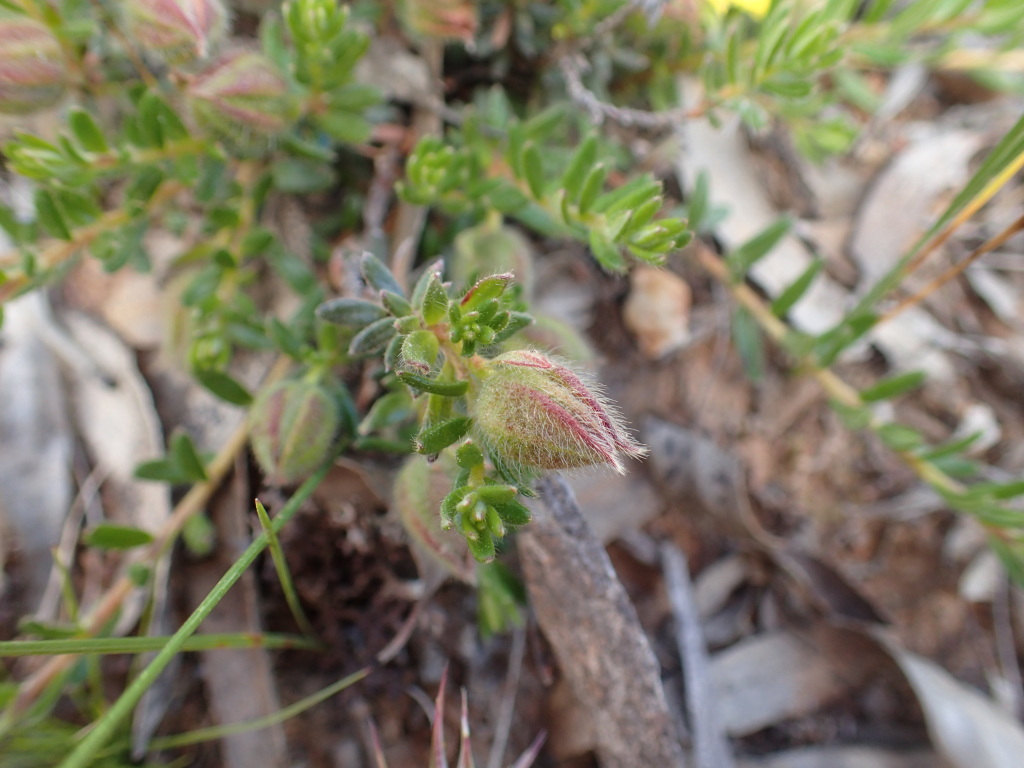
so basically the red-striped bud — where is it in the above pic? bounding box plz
[186,51,295,155]
[0,18,68,115]
[122,0,228,66]
[473,349,645,474]
[248,379,339,485]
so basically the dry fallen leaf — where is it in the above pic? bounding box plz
[622,265,691,359]
[0,293,73,611]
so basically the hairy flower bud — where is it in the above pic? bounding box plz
[473,350,645,474]
[0,18,68,115]
[122,0,228,66]
[186,51,294,155]
[248,379,339,485]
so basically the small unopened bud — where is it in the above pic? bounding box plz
[122,0,228,66]
[0,18,68,115]
[248,379,339,485]
[394,454,476,585]
[398,0,477,43]
[186,51,294,155]
[473,349,646,474]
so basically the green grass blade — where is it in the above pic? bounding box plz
[0,633,317,657]
[254,499,315,638]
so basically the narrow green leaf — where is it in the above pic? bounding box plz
[411,258,444,310]
[35,189,71,240]
[562,135,598,203]
[360,251,404,297]
[397,372,469,397]
[732,306,764,381]
[68,108,108,153]
[348,315,397,356]
[771,258,823,317]
[381,290,413,318]
[170,432,208,482]
[421,272,449,324]
[876,422,923,451]
[416,416,472,454]
[195,369,253,406]
[83,523,154,550]
[467,528,496,563]
[588,229,625,272]
[727,216,792,279]
[316,297,388,327]
[491,498,531,526]
[521,143,544,200]
[134,458,188,483]
[577,163,607,216]
[860,371,925,403]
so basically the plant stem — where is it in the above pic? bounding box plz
[57,467,330,768]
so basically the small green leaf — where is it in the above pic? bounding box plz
[727,216,792,280]
[170,431,208,482]
[83,523,154,550]
[521,143,544,200]
[68,108,108,153]
[562,135,598,203]
[732,306,764,381]
[316,297,388,327]
[397,372,469,397]
[348,316,397,356]
[771,258,823,317]
[195,369,253,406]
[588,229,625,272]
[466,527,496,563]
[411,258,444,310]
[421,273,449,325]
[35,190,71,240]
[358,390,415,435]
[268,318,305,360]
[360,251,404,297]
[399,330,440,374]
[877,423,923,451]
[860,371,925,403]
[134,458,188,483]
[577,164,607,215]
[416,416,472,454]
[381,290,413,318]
[491,498,531,526]
[474,484,518,505]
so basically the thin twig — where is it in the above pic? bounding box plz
[486,627,527,768]
[876,212,1024,328]
[559,53,704,130]
[660,543,735,768]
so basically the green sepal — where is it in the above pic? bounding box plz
[397,372,469,397]
[456,440,484,469]
[415,416,472,454]
[348,315,397,356]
